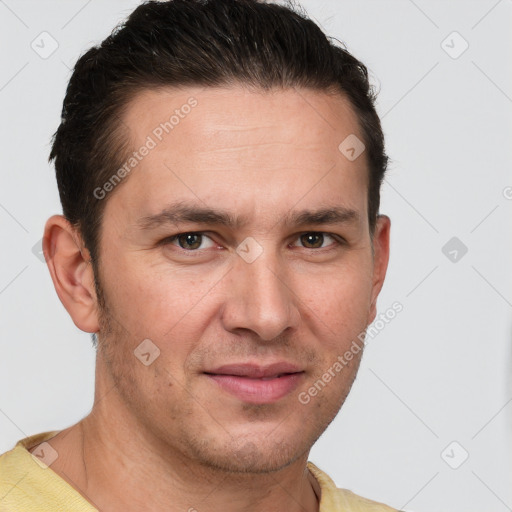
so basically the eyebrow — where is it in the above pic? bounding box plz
[136,201,360,231]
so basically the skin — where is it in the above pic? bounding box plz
[39,85,390,512]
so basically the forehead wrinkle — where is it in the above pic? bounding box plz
[196,141,297,153]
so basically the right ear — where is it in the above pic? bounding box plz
[43,215,100,333]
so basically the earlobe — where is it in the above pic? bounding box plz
[368,214,391,324]
[43,215,100,333]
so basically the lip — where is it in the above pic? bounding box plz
[204,362,304,404]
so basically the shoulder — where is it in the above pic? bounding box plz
[0,432,96,511]
[307,461,403,512]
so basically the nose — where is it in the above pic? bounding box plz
[220,249,301,341]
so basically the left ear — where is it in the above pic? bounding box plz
[368,214,391,324]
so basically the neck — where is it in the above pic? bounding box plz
[43,368,320,512]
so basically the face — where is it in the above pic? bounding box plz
[86,85,389,473]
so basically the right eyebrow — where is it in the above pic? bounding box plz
[136,201,247,231]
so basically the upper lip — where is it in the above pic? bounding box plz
[205,362,303,379]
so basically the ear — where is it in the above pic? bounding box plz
[367,214,391,324]
[42,215,100,333]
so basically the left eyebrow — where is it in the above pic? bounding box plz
[288,206,360,227]
[135,201,361,231]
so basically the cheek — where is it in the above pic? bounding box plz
[103,254,221,342]
[101,240,373,347]
[298,261,374,343]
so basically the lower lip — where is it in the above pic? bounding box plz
[206,373,304,404]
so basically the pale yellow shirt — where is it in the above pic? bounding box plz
[0,432,400,511]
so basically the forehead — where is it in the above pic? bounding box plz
[122,84,363,153]
[109,85,368,227]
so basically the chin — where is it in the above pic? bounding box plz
[186,432,308,474]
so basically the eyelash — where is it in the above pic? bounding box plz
[161,231,345,253]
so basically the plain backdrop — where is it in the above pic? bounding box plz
[1,1,511,511]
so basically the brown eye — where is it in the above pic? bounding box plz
[298,232,335,249]
[165,232,216,251]
[177,233,203,250]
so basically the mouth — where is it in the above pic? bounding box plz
[203,362,305,404]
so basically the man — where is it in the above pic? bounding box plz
[0,0,398,510]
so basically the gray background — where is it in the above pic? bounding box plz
[1,1,511,511]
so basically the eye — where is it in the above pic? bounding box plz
[292,232,340,249]
[165,232,216,251]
